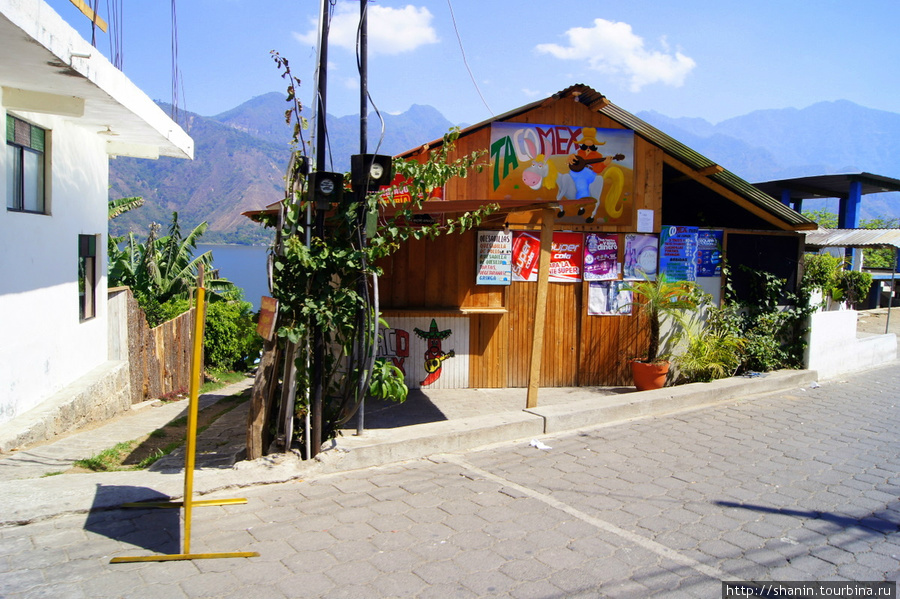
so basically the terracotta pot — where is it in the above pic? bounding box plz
[631,360,669,391]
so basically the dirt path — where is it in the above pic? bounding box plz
[856,307,900,336]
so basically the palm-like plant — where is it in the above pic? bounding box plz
[107,196,144,220]
[109,212,234,308]
[625,274,698,363]
[674,320,745,382]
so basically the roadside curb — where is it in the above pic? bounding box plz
[0,370,818,526]
[527,369,818,433]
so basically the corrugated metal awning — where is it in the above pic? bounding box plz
[756,173,900,201]
[804,228,900,250]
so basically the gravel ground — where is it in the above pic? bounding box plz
[856,307,900,336]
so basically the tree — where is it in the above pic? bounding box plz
[108,209,235,326]
[257,52,496,455]
[803,208,837,229]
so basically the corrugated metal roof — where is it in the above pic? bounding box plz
[399,84,816,231]
[804,228,900,250]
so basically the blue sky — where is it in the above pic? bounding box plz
[45,0,900,126]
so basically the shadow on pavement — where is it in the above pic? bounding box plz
[353,390,448,429]
[85,485,180,555]
[715,500,900,533]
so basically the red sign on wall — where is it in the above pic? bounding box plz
[511,231,584,282]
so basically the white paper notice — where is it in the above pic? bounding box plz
[637,209,654,233]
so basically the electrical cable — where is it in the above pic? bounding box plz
[345,0,386,425]
[106,0,123,69]
[170,0,182,124]
[446,0,493,116]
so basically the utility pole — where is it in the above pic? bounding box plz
[355,0,369,435]
[310,0,331,458]
[360,0,368,156]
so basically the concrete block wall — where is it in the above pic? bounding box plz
[0,361,131,452]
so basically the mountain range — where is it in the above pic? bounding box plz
[108,95,900,244]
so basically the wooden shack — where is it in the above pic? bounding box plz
[375,84,817,393]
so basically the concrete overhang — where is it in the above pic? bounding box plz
[0,0,193,160]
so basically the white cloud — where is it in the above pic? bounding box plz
[294,4,438,56]
[293,19,318,47]
[536,19,696,91]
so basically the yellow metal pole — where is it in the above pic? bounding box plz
[67,0,109,31]
[110,266,257,563]
[182,279,206,554]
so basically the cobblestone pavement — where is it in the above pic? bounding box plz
[2,364,899,598]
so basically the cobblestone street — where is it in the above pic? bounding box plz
[3,363,899,598]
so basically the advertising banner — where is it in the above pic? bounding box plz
[511,231,541,282]
[377,316,469,389]
[549,232,584,282]
[489,122,635,225]
[623,234,659,281]
[588,281,632,316]
[697,230,724,277]
[583,233,619,281]
[660,226,699,281]
[511,231,584,282]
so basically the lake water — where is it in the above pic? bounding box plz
[198,244,270,311]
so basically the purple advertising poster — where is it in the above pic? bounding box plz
[583,233,619,281]
[623,234,659,281]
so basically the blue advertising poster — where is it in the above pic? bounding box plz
[659,226,699,281]
[696,230,723,277]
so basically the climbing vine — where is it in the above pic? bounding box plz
[266,52,497,450]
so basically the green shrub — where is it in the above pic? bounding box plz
[802,253,844,304]
[722,265,811,372]
[203,291,262,371]
[368,358,408,403]
[834,269,872,309]
[674,304,745,383]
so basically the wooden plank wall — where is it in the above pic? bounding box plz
[468,313,507,387]
[380,94,667,388]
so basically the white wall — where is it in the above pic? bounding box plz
[0,100,108,424]
[805,309,897,379]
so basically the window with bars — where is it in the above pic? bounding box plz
[79,234,98,321]
[6,115,47,213]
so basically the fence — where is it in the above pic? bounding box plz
[108,287,197,404]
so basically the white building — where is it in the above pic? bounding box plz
[0,0,193,448]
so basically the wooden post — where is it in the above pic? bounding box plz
[279,342,300,451]
[526,209,556,409]
[246,338,281,460]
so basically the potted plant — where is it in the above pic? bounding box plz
[625,275,698,390]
